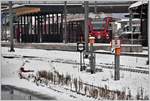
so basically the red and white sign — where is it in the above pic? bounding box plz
[89,36,95,44]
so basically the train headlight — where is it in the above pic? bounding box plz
[98,35,101,39]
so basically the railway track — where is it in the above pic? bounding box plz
[52,60,149,74]
[98,64,149,74]
[95,51,148,57]
[2,44,148,57]
[2,54,149,74]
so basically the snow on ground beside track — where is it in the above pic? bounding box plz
[96,53,148,68]
[1,54,97,101]
[52,62,149,97]
[1,47,149,99]
[96,49,148,55]
[2,47,148,68]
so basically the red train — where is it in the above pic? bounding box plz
[67,17,113,43]
[14,16,113,43]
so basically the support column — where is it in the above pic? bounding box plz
[68,22,70,42]
[84,1,89,57]
[4,13,7,40]
[23,15,27,43]
[27,15,29,42]
[48,14,50,35]
[17,16,20,42]
[148,1,150,66]
[63,1,67,43]
[9,1,15,52]
[34,15,36,42]
[20,16,23,42]
[31,15,33,42]
[44,14,46,42]
[40,15,42,42]
[44,14,47,35]
[89,43,96,74]
[114,49,120,80]
[56,13,59,35]
[53,14,56,35]
[37,15,40,42]
[52,14,54,35]
[129,10,133,45]
[94,1,97,14]
[71,22,73,42]
[60,13,63,41]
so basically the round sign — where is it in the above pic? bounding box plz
[77,43,85,52]
[78,44,84,51]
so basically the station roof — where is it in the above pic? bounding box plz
[129,0,148,9]
[1,1,137,16]
[127,0,148,19]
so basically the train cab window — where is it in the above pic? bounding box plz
[91,21,105,31]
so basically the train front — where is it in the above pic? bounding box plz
[89,17,112,43]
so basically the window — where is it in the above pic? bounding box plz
[91,21,105,30]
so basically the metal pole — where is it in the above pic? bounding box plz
[24,15,26,42]
[94,1,97,14]
[20,16,23,42]
[17,16,20,42]
[1,13,4,40]
[84,1,89,58]
[84,1,89,53]
[63,1,67,43]
[90,43,95,74]
[34,15,36,42]
[4,13,7,40]
[80,52,83,71]
[114,49,120,80]
[148,1,150,66]
[48,14,50,35]
[129,9,133,45]
[40,15,42,43]
[9,1,15,52]
[37,15,40,42]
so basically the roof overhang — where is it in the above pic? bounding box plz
[129,0,148,9]
[1,1,137,16]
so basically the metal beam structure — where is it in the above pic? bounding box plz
[2,1,141,44]
[1,1,137,14]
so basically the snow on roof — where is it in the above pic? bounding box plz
[1,4,25,12]
[129,0,148,9]
[117,18,140,23]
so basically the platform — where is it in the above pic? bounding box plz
[1,42,142,52]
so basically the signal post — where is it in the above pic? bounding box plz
[77,36,86,71]
[111,35,121,80]
[89,36,96,74]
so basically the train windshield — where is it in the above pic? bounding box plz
[91,21,105,31]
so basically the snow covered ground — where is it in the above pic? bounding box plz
[1,47,149,100]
